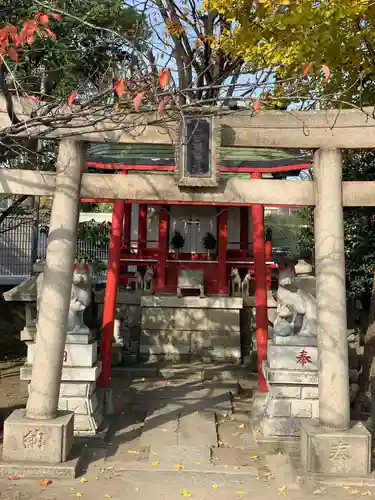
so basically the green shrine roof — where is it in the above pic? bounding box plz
[86,144,312,173]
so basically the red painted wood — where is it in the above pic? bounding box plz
[155,206,169,291]
[138,204,148,256]
[86,161,310,174]
[98,199,125,388]
[240,207,249,253]
[251,171,268,393]
[217,207,229,295]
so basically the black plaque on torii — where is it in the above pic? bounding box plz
[176,116,220,187]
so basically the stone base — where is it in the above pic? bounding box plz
[0,444,83,479]
[300,419,371,476]
[3,410,74,464]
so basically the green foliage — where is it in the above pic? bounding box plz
[298,151,375,300]
[202,231,217,251]
[170,230,185,250]
[5,0,147,98]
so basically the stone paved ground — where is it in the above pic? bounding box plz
[0,369,373,499]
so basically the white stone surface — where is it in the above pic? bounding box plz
[273,335,317,347]
[268,345,318,371]
[268,384,302,399]
[265,398,291,418]
[58,393,98,415]
[264,363,318,385]
[27,341,97,367]
[20,362,101,382]
[141,295,243,309]
[301,386,319,399]
[59,382,96,397]
[66,332,93,344]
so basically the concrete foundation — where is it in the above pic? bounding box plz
[300,419,371,476]
[3,409,74,463]
[22,354,103,436]
[259,336,319,438]
[140,295,243,361]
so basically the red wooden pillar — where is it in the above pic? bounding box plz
[217,207,229,295]
[251,172,268,393]
[123,203,131,249]
[98,199,125,388]
[156,206,169,291]
[138,204,148,257]
[240,207,249,256]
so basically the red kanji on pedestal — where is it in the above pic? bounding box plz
[296,349,312,367]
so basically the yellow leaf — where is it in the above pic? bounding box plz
[104,495,112,499]
[75,493,83,498]
[181,489,192,497]
[279,486,287,496]
[195,461,202,465]
[80,477,88,483]
[349,490,361,495]
[238,424,245,429]
[174,464,184,469]
[140,378,145,381]
[193,411,199,415]
[250,455,259,460]
[212,484,221,489]
[236,491,246,495]
[128,450,139,454]
[152,461,159,467]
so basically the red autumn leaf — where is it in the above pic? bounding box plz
[7,47,18,63]
[133,91,145,112]
[43,27,57,40]
[159,68,170,88]
[49,12,61,21]
[253,99,260,112]
[19,20,38,45]
[67,91,77,106]
[11,34,22,46]
[114,78,126,97]
[8,476,19,480]
[303,62,313,76]
[39,14,49,23]
[157,98,168,114]
[39,478,52,487]
[322,64,331,83]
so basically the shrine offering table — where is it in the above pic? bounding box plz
[140,295,243,362]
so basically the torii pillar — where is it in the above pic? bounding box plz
[2,140,84,469]
[300,149,371,477]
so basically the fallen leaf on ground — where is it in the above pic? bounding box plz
[174,464,183,469]
[250,455,259,460]
[234,466,241,470]
[362,492,372,496]
[140,378,145,381]
[127,450,139,454]
[8,476,20,480]
[152,461,159,467]
[40,478,52,487]
[349,490,361,495]
[193,411,199,415]
[104,495,112,498]
[238,424,245,429]
[279,486,287,496]
[195,461,202,465]
[80,477,88,483]
[212,484,221,489]
[181,489,192,497]
[312,488,326,495]
[75,493,83,498]
[236,491,246,495]
[160,428,169,432]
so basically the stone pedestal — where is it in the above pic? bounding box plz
[3,409,74,463]
[23,339,103,436]
[140,295,243,361]
[300,420,371,476]
[260,336,319,438]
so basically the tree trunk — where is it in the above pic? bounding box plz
[353,270,375,422]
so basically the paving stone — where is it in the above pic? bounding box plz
[211,447,263,471]
[139,405,180,447]
[151,444,211,468]
[178,411,217,447]
[261,416,301,437]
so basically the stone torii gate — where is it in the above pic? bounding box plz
[0,104,374,476]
